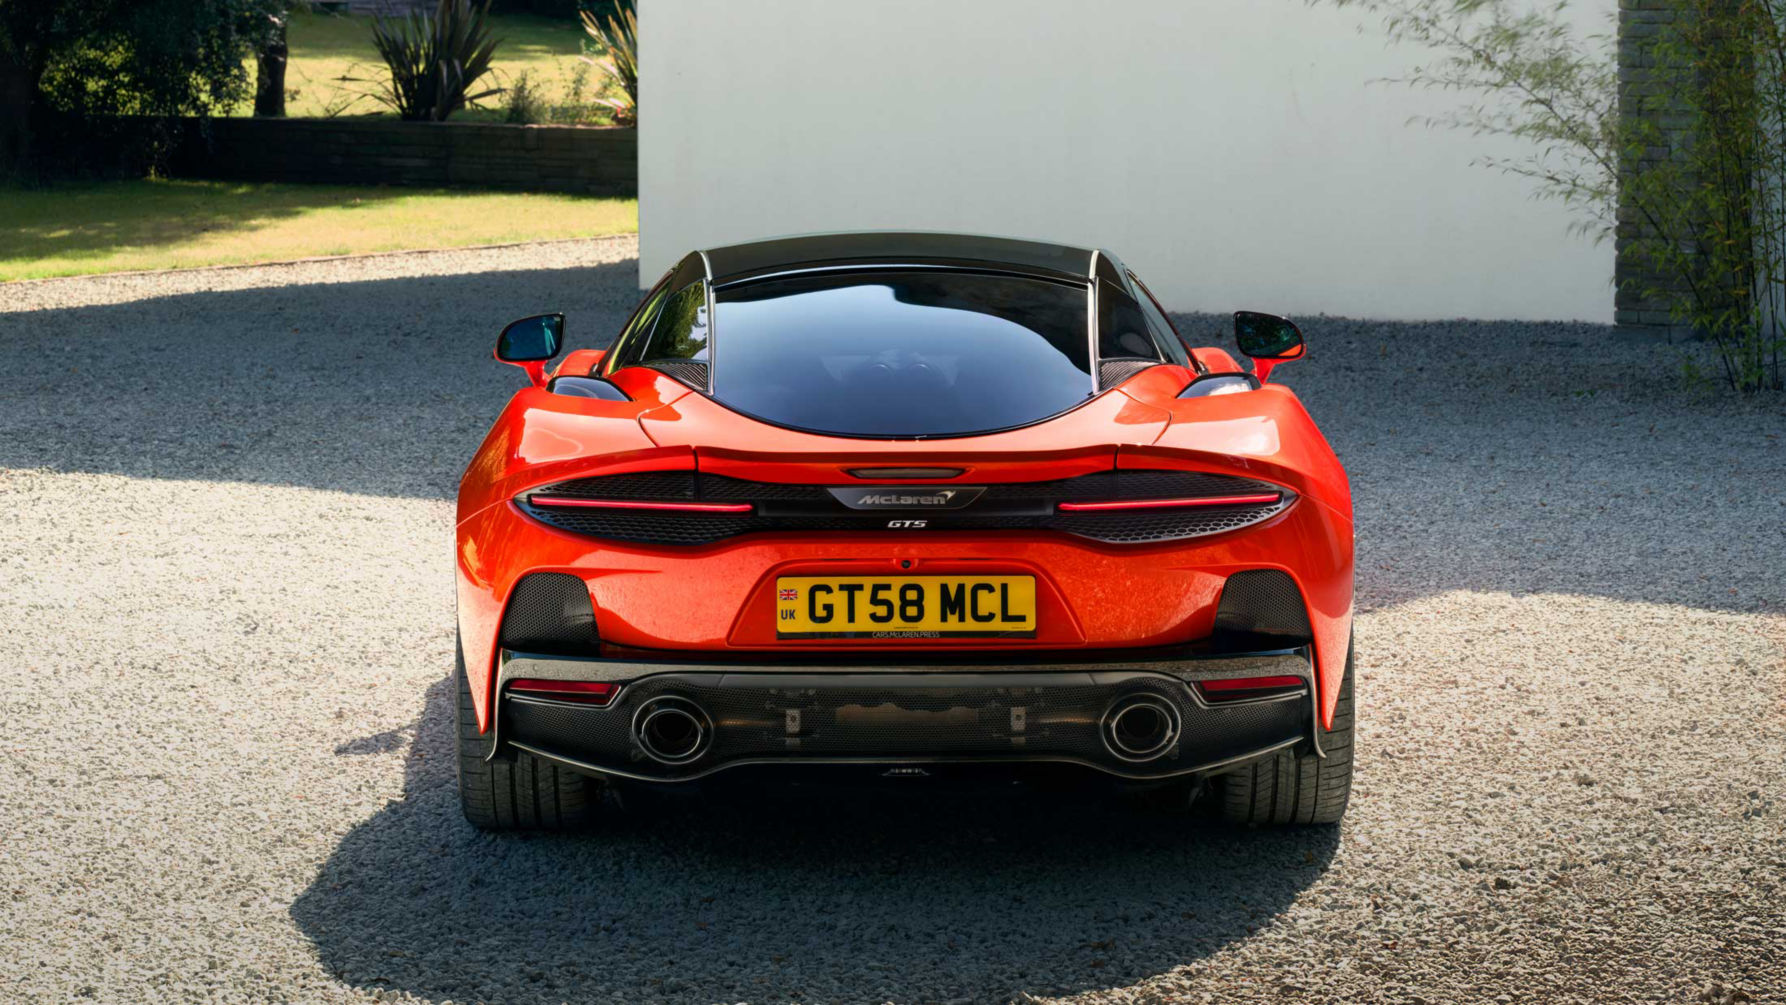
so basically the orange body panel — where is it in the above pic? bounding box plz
[551,348,608,378]
[456,362,1353,734]
[1189,347,1245,374]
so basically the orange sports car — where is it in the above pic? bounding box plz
[454,233,1354,830]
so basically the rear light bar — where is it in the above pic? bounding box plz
[506,679,621,706]
[1057,493,1281,513]
[525,496,754,514]
[1195,675,1307,702]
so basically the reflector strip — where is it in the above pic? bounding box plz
[525,496,754,514]
[507,679,620,705]
[1057,493,1281,512]
[1196,675,1307,701]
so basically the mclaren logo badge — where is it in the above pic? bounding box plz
[828,486,986,511]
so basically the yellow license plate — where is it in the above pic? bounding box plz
[775,576,1037,639]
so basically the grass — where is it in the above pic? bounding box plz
[259,9,617,123]
[0,178,636,281]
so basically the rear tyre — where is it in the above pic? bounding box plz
[1207,636,1355,826]
[455,638,611,831]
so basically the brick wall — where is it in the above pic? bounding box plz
[166,118,636,197]
[1614,0,1688,330]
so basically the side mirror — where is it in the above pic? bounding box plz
[1233,311,1304,384]
[495,313,564,387]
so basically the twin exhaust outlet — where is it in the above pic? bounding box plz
[629,691,1183,766]
[633,695,712,764]
[1100,694,1181,763]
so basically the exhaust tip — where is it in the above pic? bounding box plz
[1101,695,1181,763]
[633,696,711,765]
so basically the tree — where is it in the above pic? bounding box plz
[0,0,278,178]
[1318,0,1782,393]
[253,8,289,119]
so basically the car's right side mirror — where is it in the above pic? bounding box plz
[1233,311,1304,383]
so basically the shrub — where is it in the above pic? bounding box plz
[1624,0,1784,392]
[580,0,635,125]
[367,0,502,122]
[503,69,541,124]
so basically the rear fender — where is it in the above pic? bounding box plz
[1122,383,1353,727]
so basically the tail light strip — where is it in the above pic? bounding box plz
[1056,493,1281,512]
[525,496,755,514]
[1195,675,1307,703]
[507,679,621,705]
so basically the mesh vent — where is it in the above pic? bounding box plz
[1214,570,1312,640]
[1098,358,1157,389]
[1048,500,1291,544]
[647,360,709,388]
[534,473,698,499]
[500,573,599,653]
[521,510,757,546]
[1021,470,1279,501]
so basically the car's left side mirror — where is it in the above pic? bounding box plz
[495,313,565,387]
[1233,311,1304,384]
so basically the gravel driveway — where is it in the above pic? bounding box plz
[1,239,1782,1005]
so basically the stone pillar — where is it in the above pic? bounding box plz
[1615,0,1690,333]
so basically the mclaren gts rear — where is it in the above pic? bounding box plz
[454,232,1355,831]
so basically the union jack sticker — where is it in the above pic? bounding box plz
[778,588,798,601]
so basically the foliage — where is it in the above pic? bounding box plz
[265,10,610,122]
[503,69,543,123]
[0,0,281,177]
[1322,0,1621,237]
[1625,0,1784,392]
[1323,0,1783,393]
[366,0,503,121]
[579,0,635,125]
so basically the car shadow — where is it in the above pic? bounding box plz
[290,674,1341,1004]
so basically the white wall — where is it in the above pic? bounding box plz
[640,0,1616,322]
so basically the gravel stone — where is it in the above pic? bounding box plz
[1,240,1782,1004]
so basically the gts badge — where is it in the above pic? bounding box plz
[887,519,928,529]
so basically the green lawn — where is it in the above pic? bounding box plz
[258,9,617,123]
[0,179,636,281]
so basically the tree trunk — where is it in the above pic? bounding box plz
[0,46,39,179]
[254,15,288,118]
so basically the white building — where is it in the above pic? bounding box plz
[640,0,1616,322]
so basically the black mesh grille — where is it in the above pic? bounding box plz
[503,670,1307,781]
[500,573,599,653]
[521,510,759,546]
[518,470,1293,546]
[647,360,709,388]
[535,473,698,499]
[1099,358,1157,389]
[1214,570,1312,640]
[1052,504,1290,544]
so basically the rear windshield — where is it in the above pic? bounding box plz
[711,271,1094,438]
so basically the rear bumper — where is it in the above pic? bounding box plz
[492,647,1318,783]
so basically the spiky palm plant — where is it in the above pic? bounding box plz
[580,1,636,125]
[369,0,502,122]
